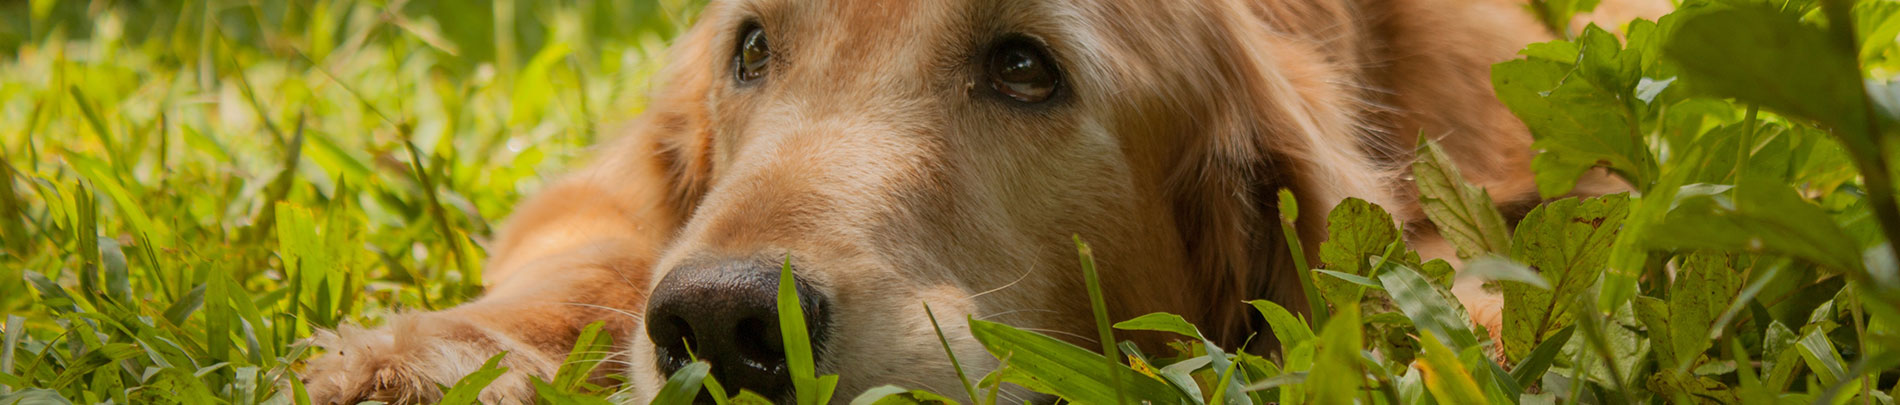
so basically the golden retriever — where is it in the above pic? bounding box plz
[301,0,1664,402]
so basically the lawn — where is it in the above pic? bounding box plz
[3,0,1900,404]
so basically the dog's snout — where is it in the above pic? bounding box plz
[646,259,831,402]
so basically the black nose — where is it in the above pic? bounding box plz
[646,259,832,402]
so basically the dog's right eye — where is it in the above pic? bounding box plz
[734,25,770,84]
[986,38,1060,104]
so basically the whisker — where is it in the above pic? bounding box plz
[1010,327,1096,344]
[558,304,649,323]
[967,264,1038,301]
[973,308,1062,321]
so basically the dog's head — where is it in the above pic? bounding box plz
[620,0,1401,400]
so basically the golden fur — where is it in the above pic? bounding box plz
[301,0,1662,402]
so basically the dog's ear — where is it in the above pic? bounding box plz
[483,24,721,279]
[614,22,722,222]
[1169,2,1402,347]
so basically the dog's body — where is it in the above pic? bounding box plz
[302,0,1662,402]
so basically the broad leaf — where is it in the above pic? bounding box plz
[966,320,1186,404]
[1413,137,1513,259]
[1502,195,1629,361]
[1316,198,1404,307]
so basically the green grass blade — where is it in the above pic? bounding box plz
[1416,331,1486,405]
[1073,235,1125,405]
[2,315,21,386]
[1276,189,1327,327]
[845,385,909,405]
[1376,262,1477,351]
[552,321,614,392]
[966,319,1184,404]
[1111,312,1205,341]
[1508,324,1574,389]
[438,352,511,405]
[1307,305,1363,405]
[1246,300,1313,349]
[652,361,711,405]
[776,256,830,404]
[924,303,980,404]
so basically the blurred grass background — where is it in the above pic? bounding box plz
[0,0,701,402]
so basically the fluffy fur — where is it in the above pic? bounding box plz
[300,0,1662,403]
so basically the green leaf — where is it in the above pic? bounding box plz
[438,352,510,405]
[1646,180,1863,272]
[161,284,207,327]
[924,304,979,405]
[2,315,20,379]
[1633,296,1679,370]
[1529,0,1602,36]
[1413,137,1513,259]
[1501,194,1629,361]
[1316,198,1403,307]
[967,319,1186,404]
[1665,1,1872,141]
[1509,324,1575,389]
[68,154,171,249]
[531,378,616,405]
[1112,312,1205,342]
[1307,305,1363,405]
[1667,254,1742,371]
[1314,269,1381,290]
[1416,331,1487,405]
[1462,257,1550,290]
[846,385,959,405]
[1072,236,1126,405]
[1760,321,1802,392]
[552,321,615,392]
[1248,300,1314,349]
[1492,27,1654,197]
[1278,189,1327,326]
[1377,263,1478,351]
[1794,327,1849,387]
[652,361,711,405]
[775,257,833,405]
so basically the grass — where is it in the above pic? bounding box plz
[5,0,1900,404]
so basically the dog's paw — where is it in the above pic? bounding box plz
[298,314,557,405]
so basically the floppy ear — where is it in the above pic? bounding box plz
[1170,0,1402,347]
[484,22,721,278]
[596,22,723,224]
[642,23,724,220]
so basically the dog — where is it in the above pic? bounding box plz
[300,0,1663,402]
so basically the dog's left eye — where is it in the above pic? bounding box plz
[987,39,1060,104]
[734,25,770,83]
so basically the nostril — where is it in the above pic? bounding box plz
[650,314,698,376]
[733,316,786,370]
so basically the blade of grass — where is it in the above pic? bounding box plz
[1509,325,1574,389]
[965,319,1185,403]
[1277,189,1327,327]
[652,362,710,405]
[2,315,22,389]
[924,303,980,405]
[776,256,833,404]
[552,321,614,392]
[1074,235,1125,405]
[438,352,510,405]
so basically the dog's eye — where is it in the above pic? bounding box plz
[734,25,770,83]
[987,39,1059,103]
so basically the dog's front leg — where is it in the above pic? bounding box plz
[300,164,678,404]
